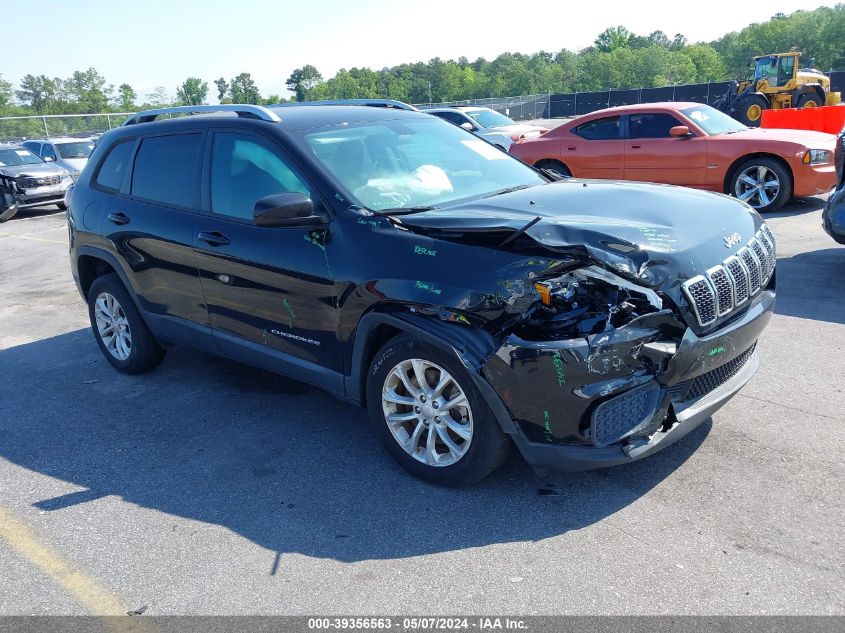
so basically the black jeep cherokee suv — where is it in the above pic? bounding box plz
[68,104,776,485]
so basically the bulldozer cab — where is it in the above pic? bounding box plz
[753,53,797,89]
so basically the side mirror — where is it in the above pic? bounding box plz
[670,125,692,138]
[460,121,475,131]
[253,192,324,227]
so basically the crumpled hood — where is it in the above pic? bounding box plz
[397,179,764,291]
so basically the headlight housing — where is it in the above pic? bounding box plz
[803,149,832,164]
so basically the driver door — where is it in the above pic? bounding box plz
[193,129,339,376]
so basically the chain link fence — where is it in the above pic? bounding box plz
[0,113,133,143]
[413,94,550,121]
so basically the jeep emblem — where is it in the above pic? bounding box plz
[723,232,742,248]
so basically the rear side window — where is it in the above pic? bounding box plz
[95,141,135,191]
[629,113,682,139]
[574,116,621,140]
[131,134,202,208]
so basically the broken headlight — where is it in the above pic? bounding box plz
[520,266,663,340]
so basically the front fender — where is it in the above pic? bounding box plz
[344,310,517,434]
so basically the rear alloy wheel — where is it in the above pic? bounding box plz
[366,335,510,485]
[730,157,792,212]
[87,273,165,374]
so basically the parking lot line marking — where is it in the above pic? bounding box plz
[0,231,66,245]
[0,505,127,615]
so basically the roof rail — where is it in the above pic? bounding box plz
[272,99,418,111]
[123,104,281,126]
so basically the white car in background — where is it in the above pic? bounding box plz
[22,137,96,182]
[423,105,548,149]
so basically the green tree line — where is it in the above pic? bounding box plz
[2,5,843,118]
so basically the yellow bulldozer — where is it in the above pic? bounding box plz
[714,51,841,126]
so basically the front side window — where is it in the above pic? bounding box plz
[211,133,311,221]
[628,113,683,139]
[95,140,134,191]
[777,56,795,86]
[131,134,202,208]
[297,117,543,211]
[41,144,57,161]
[574,116,622,140]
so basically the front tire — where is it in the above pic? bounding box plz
[87,273,165,374]
[366,334,510,486]
[733,94,768,127]
[730,157,792,212]
[0,202,17,223]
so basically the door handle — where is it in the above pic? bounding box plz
[630,144,642,149]
[197,231,230,247]
[107,212,130,225]
[566,146,577,151]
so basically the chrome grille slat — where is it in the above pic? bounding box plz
[750,238,770,281]
[706,266,733,316]
[682,223,774,328]
[17,175,61,189]
[724,256,749,305]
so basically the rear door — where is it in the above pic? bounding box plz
[99,131,210,340]
[564,116,624,179]
[623,112,707,187]
[192,129,339,378]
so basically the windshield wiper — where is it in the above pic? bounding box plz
[482,184,533,199]
[499,215,542,247]
[375,205,436,216]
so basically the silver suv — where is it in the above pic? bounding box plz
[0,143,72,222]
[22,137,96,182]
[423,106,548,150]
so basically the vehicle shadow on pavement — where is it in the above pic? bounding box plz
[774,247,845,324]
[0,329,709,564]
[765,196,827,217]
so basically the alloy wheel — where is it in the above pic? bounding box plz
[734,165,781,209]
[381,358,474,467]
[94,292,132,361]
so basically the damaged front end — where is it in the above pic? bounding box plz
[478,263,774,471]
[392,181,777,470]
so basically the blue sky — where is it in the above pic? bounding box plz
[1,0,839,102]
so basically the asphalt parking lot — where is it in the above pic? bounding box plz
[0,197,843,616]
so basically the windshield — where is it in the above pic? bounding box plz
[298,118,544,211]
[681,105,748,136]
[0,148,44,167]
[754,56,778,81]
[466,109,516,129]
[56,141,95,159]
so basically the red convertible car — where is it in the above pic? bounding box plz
[509,102,837,211]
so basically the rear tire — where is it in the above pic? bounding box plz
[729,157,792,212]
[366,334,511,486]
[795,92,823,109]
[535,159,572,179]
[87,273,165,374]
